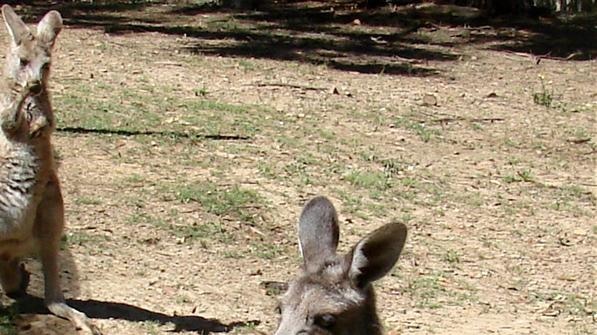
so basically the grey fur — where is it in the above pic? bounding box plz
[275,196,407,335]
[298,196,340,272]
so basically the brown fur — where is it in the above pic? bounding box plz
[0,5,100,334]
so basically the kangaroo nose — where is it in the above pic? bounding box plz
[29,81,42,96]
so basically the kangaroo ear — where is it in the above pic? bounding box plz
[298,196,340,272]
[36,10,62,46]
[348,222,407,289]
[2,5,31,46]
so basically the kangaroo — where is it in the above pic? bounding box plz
[275,196,407,335]
[0,5,101,334]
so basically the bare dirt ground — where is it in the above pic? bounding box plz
[0,1,595,335]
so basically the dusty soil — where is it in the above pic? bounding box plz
[0,1,595,335]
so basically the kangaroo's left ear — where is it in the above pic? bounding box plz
[2,5,31,46]
[347,222,407,289]
[298,196,340,272]
[37,10,62,46]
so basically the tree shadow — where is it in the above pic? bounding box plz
[6,0,152,18]
[11,1,597,63]
[14,0,459,76]
[488,15,596,60]
[179,1,597,60]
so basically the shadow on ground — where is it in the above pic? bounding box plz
[10,295,245,333]
[12,1,596,77]
[57,126,251,141]
[0,246,246,334]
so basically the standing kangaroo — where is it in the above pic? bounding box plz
[275,196,407,335]
[0,5,100,334]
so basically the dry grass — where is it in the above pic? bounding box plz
[0,1,595,335]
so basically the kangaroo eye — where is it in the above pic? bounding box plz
[19,58,29,66]
[314,314,336,329]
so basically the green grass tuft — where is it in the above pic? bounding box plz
[345,170,391,191]
[176,182,262,223]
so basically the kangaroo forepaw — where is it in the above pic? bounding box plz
[10,81,31,101]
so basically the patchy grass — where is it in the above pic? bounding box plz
[6,1,593,334]
[405,272,446,309]
[58,83,265,137]
[394,116,441,142]
[250,242,285,260]
[175,182,264,223]
[530,291,595,318]
[284,155,318,186]
[61,230,105,248]
[404,271,478,309]
[0,306,17,335]
[503,169,534,183]
[140,321,162,335]
[230,321,261,334]
[121,173,147,186]
[172,221,234,244]
[345,169,391,191]
[74,195,103,206]
[380,158,406,177]
[443,249,461,265]
[533,75,556,108]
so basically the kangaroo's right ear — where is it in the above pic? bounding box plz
[2,5,31,46]
[347,222,407,289]
[37,10,62,46]
[298,196,340,272]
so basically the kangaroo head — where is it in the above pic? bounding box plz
[275,196,407,335]
[2,5,62,95]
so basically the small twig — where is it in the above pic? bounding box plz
[252,82,327,91]
[105,40,129,48]
[247,225,265,237]
[464,25,493,30]
[413,110,505,124]
[432,117,504,124]
[154,61,184,67]
[237,205,262,209]
[178,208,199,213]
[502,49,583,62]
[566,138,591,144]
[470,117,505,123]
[156,251,175,257]
[219,181,259,186]
[578,183,597,187]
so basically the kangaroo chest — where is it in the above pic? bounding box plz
[0,142,49,238]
